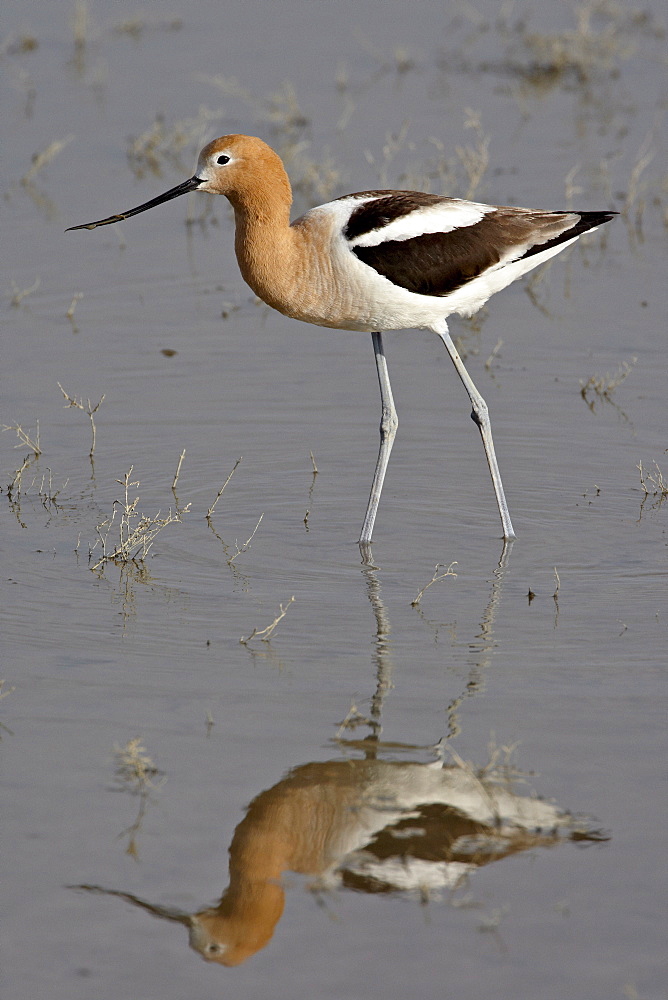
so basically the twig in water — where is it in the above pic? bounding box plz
[2,421,41,456]
[21,135,74,186]
[580,357,637,406]
[553,566,561,627]
[72,0,89,53]
[57,383,104,457]
[637,461,668,499]
[206,457,242,518]
[0,679,16,702]
[335,700,373,739]
[411,561,458,606]
[36,468,68,507]
[89,467,189,571]
[172,449,186,490]
[563,163,583,207]
[66,293,83,323]
[170,449,189,513]
[0,679,16,738]
[240,596,295,644]
[622,129,656,231]
[484,338,503,371]
[9,277,40,307]
[6,456,32,502]
[456,109,490,200]
[113,737,164,794]
[112,735,165,858]
[228,513,263,563]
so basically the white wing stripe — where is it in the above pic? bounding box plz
[351,200,494,247]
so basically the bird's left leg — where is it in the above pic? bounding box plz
[433,321,516,540]
[359,331,399,547]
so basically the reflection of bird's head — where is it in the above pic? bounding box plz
[188,889,285,967]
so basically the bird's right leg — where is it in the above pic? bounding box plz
[433,321,516,540]
[359,331,399,547]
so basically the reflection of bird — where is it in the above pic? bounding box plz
[187,758,576,966]
[70,756,604,967]
[69,135,615,544]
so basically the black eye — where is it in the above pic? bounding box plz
[216,155,230,165]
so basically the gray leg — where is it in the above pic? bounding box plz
[359,332,398,546]
[433,322,516,540]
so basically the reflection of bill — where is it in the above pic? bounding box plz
[72,754,604,967]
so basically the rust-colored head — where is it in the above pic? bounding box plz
[67,134,291,231]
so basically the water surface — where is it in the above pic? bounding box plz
[2,2,666,997]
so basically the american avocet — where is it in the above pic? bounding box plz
[69,135,616,546]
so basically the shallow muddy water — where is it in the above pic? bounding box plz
[1,1,666,998]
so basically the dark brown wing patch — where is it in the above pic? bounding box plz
[353,230,500,296]
[352,208,616,297]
